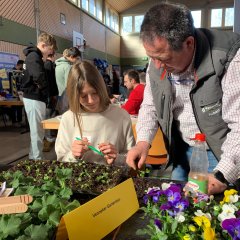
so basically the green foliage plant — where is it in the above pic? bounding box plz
[0,168,80,240]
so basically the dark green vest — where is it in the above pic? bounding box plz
[149,29,240,162]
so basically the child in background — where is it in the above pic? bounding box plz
[55,47,81,114]
[55,61,135,166]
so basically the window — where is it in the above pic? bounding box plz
[81,0,88,11]
[105,4,119,33]
[105,8,110,27]
[96,0,102,21]
[81,0,102,22]
[70,0,78,5]
[211,9,222,27]
[134,15,144,32]
[191,10,201,28]
[122,15,144,34]
[225,7,234,27]
[89,0,95,16]
[210,7,234,28]
[122,16,132,34]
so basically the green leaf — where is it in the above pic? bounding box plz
[15,186,43,197]
[15,235,28,240]
[0,215,21,238]
[41,181,58,192]
[38,205,55,222]
[24,224,50,240]
[38,205,61,227]
[31,198,43,212]
[62,200,80,214]
[11,178,20,188]
[44,194,60,206]
[55,168,72,180]
[171,219,178,234]
[47,209,61,227]
[59,187,72,199]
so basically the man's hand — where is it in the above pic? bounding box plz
[126,141,150,170]
[208,173,228,195]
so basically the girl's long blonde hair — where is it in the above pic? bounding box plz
[67,61,111,136]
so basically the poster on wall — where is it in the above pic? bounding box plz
[0,52,19,91]
[0,52,19,72]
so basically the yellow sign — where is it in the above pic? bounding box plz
[56,178,139,240]
[2,80,10,89]
[0,69,7,79]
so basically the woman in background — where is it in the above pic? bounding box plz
[55,61,135,166]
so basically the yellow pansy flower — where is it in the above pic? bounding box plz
[220,189,238,204]
[193,216,210,228]
[203,227,216,240]
[183,234,191,240]
[189,225,196,232]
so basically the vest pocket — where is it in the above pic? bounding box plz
[198,95,223,125]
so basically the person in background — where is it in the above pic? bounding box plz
[126,2,240,195]
[119,76,129,101]
[22,32,57,160]
[121,70,145,115]
[7,60,25,126]
[139,72,146,85]
[13,60,24,71]
[55,61,135,165]
[112,70,120,94]
[43,53,59,152]
[55,47,81,114]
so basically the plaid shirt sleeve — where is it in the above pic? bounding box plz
[136,68,159,144]
[215,48,240,183]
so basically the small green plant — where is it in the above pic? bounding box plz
[0,167,80,240]
[138,168,151,178]
[96,172,110,184]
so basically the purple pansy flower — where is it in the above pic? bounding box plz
[222,218,240,240]
[143,195,149,205]
[165,189,181,204]
[146,188,164,203]
[167,184,182,193]
[195,192,209,202]
[160,202,171,210]
[154,219,162,229]
[174,199,189,212]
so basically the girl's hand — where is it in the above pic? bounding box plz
[98,142,118,165]
[72,137,89,158]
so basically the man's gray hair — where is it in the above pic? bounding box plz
[140,2,195,51]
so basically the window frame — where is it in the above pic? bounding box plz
[121,14,144,35]
[105,3,119,33]
[209,6,234,29]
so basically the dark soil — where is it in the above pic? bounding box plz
[6,160,129,194]
[1,160,184,202]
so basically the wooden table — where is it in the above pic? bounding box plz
[42,116,61,130]
[0,99,24,106]
[0,99,29,133]
[42,115,138,130]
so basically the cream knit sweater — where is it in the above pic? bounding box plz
[55,104,135,166]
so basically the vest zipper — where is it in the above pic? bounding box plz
[160,93,165,119]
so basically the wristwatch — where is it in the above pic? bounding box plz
[214,171,229,185]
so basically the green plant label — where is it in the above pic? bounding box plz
[187,178,208,193]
